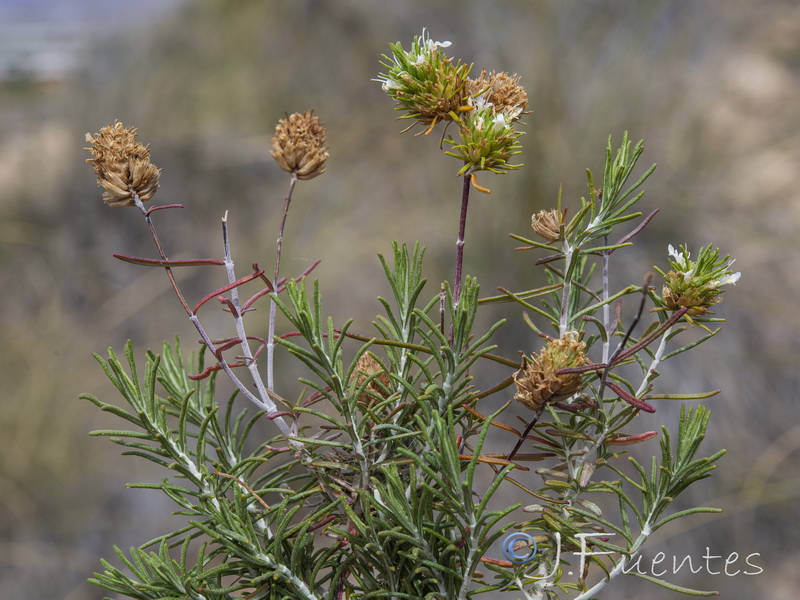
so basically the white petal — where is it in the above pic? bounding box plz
[719,272,741,286]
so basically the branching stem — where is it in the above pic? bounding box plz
[133,193,191,315]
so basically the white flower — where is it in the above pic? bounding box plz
[668,244,685,262]
[420,27,452,50]
[428,38,452,50]
[467,93,493,113]
[718,271,741,286]
[373,74,403,91]
[492,112,509,130]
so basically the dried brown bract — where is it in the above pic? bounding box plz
[531,209,563,243]
[466,70,529,121]
[350,352,391,409]
[514,332,588,412]
[85,121,160,207]
[271,109,329,180]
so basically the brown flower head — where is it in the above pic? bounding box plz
[350,352,391,409]
[466,70,529,121]
[85,121,160,207]
[514,332,589,412]
[271,109,329,180]
[531,209,562,243]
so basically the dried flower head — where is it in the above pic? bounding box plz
[514,332,589,412]
[531,209,562,243]
[466,70,529,121]
[85,122,160,207]
[656,244,740,316]
[376,28,471,131]
[271,109,329,180]
[350,352,391,409]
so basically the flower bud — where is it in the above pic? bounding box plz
[271,109,329,180]
[85,122,160,207]
[513,332,589,412]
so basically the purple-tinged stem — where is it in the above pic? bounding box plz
[132,193,192,315]
[130,194,294,437]
[267,173,298,393]
[452,173,472,309]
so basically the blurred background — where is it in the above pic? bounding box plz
[1,0,798,598]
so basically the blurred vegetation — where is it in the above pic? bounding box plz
[1,0,798,598]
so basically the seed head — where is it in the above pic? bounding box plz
[466,70,529,121]
[85,121,160,207]
[271,109,329,180]
[514,332,589,412]
[350,352,391,409]
[531,209,562,243]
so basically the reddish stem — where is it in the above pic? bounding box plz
[452,173,472,308]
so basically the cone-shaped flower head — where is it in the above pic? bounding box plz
[271,109,329,180]
[85,122,160,207]
[376,28,471,129]
[514,332,589,412]
[444,94,524,176]
[656,244,741,316]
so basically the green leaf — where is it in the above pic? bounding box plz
[628,571,719,596]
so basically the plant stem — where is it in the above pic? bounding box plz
[133,193,192,315]
[131,193,294,437]
[267,173,298,393]
[220,214,281,426]
[573,522,653,600]
[453,172,472,309]
[601,237,611,364]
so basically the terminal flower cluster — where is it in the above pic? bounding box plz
[657,243,741,316]
[85,121,161,207]
[271,109,329,180]
[378,30,527,177]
